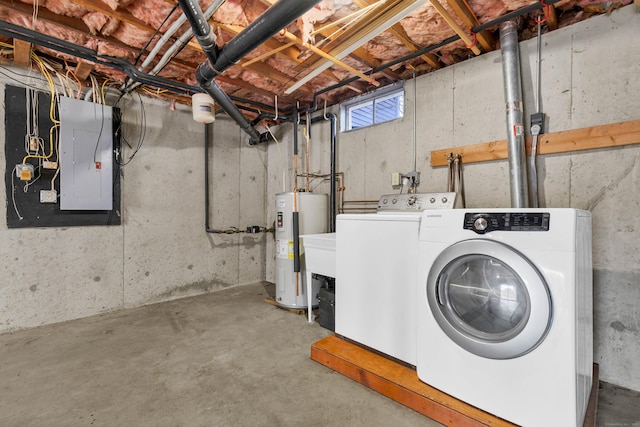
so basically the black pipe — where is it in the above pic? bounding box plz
[309,112,337,232]
[293,107,299,156]
[292,211,300,273]
[181,0,321,145]
[204,122,214,232]
[200,80,265,143]
[213,0,322,74]
[177,0,218,54]
[307,0,560,112]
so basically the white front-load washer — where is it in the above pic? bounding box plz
[336,192,455,366]
[416,208,593,427]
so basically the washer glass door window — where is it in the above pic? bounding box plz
[427,239,552,360]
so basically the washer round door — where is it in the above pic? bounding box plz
[426,239,552,359]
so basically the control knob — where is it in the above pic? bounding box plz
[407,195,417,206]
[474,217,488,232]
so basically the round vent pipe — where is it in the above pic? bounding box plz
[500,20,529,208]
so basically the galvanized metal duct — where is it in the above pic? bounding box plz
[179,0,322,145]
[499,20,529,208]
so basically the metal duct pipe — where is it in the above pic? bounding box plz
[500,20,529,208]
[180,0,321,145]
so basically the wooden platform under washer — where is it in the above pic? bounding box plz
[310,335,599,427]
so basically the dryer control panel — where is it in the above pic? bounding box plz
[377,192,456,212]
[464,212,550,234]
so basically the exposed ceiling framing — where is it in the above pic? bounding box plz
[0,0,633,117]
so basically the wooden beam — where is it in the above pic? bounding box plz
[13,39,31,67]
[388,25,442,69]
[72,0,152,34]
[428,0,481,55]
[311,335,517,426]
[74,60,94,81]
[0,0,137,56]
[547,5,559,31]
[430,119,640,167]
[216,75,296,104]
[281,30,379,87]
[312,335,599,427]
[444,0,496,52]
[241,60,313,95]
[214,21,356,90]
[353,0,442,69]
[311,25,401,81]
[212,21,303,65]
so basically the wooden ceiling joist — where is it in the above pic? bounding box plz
[214,20,365,93]
[74,60,95,81]
[444,0,496,52]
[0,0,139,57]
[353,0,443,70]
[12,39,31,67]
[428,0,481,55]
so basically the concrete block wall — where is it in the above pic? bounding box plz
[0,80,267,331]
[266,7,640,391]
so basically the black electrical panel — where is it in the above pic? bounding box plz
[4,85,121,228]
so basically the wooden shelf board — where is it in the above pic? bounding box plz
[430,119,640,167]
[311,334,599,427]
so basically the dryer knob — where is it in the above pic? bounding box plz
[474,217,489,232]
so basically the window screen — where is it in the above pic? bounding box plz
[342,85,404,131]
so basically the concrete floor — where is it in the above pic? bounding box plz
[0,282,638,427]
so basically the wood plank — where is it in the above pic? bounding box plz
[445,0,496,52]
[72,0,153,34]
[312,335,599,427]
[294,0,408,72]
[74,60,94,81]
[12,39,31,67]
[311,335,516,427]
[547,5,559,31]
[430,119,640,167]
[584,364,600,427]
[354,0,442,69]
[429,0,481,55]
[0,0,136,55]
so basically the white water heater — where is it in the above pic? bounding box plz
[275,192,328,308]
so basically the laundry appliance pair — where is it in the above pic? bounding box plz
[337,205,593,427]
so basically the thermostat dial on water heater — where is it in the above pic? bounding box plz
[377,192,457,212]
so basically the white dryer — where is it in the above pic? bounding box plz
[416,208,593,427]
[336,192,455,366]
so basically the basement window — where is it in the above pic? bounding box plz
[341,83,404,131]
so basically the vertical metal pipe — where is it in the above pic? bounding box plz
[328,113,337,232]
[310,113,337,232]
[499,20,529,208]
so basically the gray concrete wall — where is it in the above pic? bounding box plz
[0,78,267,331]
[266,7,640,391]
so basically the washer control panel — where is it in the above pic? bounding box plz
[377,192,456,212]
[463,212,550,234]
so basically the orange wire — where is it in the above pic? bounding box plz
[65,61,83,99]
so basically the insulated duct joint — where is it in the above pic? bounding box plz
[196,62,219,84]
[248,132,275,146]
[195,31,218,53]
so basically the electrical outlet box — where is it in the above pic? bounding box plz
[29,137,39,152]
[42,161,58,169]
[15,164,34,181]
[391,172,401,186]
[40,189,57,203]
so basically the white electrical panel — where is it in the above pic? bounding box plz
[59,96,113,210]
